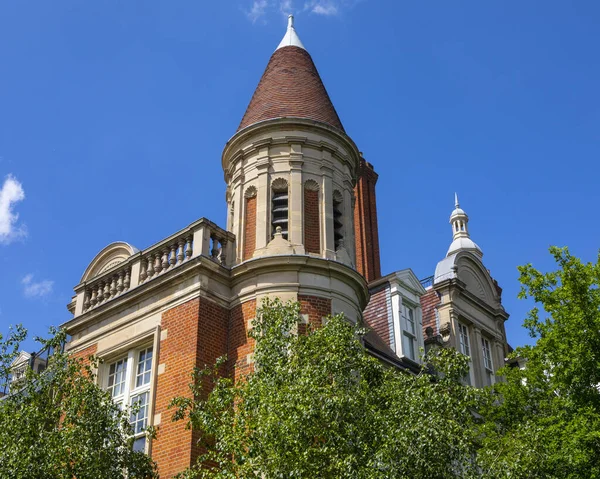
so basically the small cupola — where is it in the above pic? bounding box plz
[447,194,483,258]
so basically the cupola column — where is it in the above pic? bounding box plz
[288,143,305,252]
[321,156,336,260]
[255,148,271,251]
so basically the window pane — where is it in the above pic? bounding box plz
[403,333,415,361]
[107,358,127,398]
[136,347,153,388]
[458,324,470,357]
[130,391,149,435]
[482,338,493,371]
[402,305,416,335]
[133,436,146,452]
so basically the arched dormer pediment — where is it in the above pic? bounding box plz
[80,242,139,283]
[456,253,499,307]
[435,251,500,308]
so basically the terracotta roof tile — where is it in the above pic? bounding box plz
[237,46,344,132]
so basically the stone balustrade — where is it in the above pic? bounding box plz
[83,263,132,311]
[77,218,235,315]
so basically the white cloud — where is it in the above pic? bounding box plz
[304,0,339,15]
[22,274,54,299]
[246,0,359,22]
[279,0,294,14]
[247,0,269,23]
[0,175,26,244]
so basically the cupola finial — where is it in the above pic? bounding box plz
[446,194,483,258]
[276,13,306,51]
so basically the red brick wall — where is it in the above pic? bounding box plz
[70,343,97,367]
[304,188,320,254]
[153,297,228,478]
[227,300,257,383]
[243,196,256,261]
[299,295,332,332]
[363,284,392,347]
[354,158,381,283]
[420,289,440,337]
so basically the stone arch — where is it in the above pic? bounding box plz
[244,185,257,198]
[81,242,139,282]
[271,177,288,192]
[304,179,320,191]
[332,189,343,204]
[455,253,500,307]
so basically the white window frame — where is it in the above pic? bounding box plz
[104,345,154,452]
[457,322,475,385]
[481,337,494,386]
[401,303,418,362]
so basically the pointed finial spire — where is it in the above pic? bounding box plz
[276,14,306,51]
[454,192,459,208]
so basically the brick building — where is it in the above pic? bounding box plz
[62,17,509,475]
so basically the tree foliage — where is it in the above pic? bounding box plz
[0,327,157,479]
[171,299,483,479]
[477,246,600,478]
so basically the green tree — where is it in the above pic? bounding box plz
[477,246,600,478]
[171,299,483,479]
[0,327,157,479]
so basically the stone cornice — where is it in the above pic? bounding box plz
[435,278,509,323]
[222,118,361,181]
[230,254,369,310]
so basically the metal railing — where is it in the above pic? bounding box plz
[419,275,434,289]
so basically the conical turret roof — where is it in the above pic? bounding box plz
[237,16,344,133]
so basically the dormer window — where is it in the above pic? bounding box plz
[401,304,417,361]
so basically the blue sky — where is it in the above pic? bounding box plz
[1,1,599,352]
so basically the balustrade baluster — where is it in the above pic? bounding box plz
[185,236,193,260]
[110,276,117,297]
[140,261,148,282]
[169,244,177,268]
[211,235,219,259]
[117,272,124,293]
[97,283,105,303]
[161,249,169,271]
[90,287,97,306]
[177,239,185,264]
[104,282,110,301]
[154,253,162,274]
[124,269,131,290]
[147,256,155,278]
[219,239,227,265]
[84,291,91,310]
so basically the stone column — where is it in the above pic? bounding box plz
[255,147,270,251]
[343,179,355,266]
[288,143,305,254]
[494,340,505,375]
[321,151,335,260]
